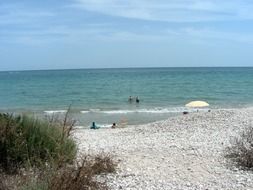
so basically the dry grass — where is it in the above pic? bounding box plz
[49,154,116,190]
[0,171,21,190]
[0,173,8,190]
[0,109,117,190]
[226,127,253,170]
[91,154,117,175]
[1,153,117,190]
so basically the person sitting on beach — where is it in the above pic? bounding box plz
[128,96,133,103]
[136,96,140,103]
[90,122,100,129]
[111,123,116,129]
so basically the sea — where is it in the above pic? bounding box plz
[0,67,253,127]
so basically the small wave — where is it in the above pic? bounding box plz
[80,110,134,114]
[74,126,85,129]
[99,124,113,128]
[136,108,183,113]
[80,109,103,113]
[44,110,67,114]
[80,111,89,114]
[102,110,136,114]
[89,109,101,112]
[79,107,210,115]
[75,124,112,129]
[89,107,187,114]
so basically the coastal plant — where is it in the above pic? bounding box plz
[0,113,77,172]
[226,127,253,170]
[21,180,48,190]
[19,154,116,190]
[91,153,117,175]
[48,154,116,190]
[0,173,9,190]
[0,111,117,190]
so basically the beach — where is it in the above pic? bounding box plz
[2,0,253,189]
[74,108,253,190]
[1,68,253,189]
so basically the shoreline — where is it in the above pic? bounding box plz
[2,106,253,127]
[73,107,253,189]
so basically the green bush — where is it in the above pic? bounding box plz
[0,112,117,190]
[0,113,77,171]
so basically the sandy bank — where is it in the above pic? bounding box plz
[73,108,253,189]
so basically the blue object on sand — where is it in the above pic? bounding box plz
[90,122,100,129]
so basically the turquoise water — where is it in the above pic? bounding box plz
[0,67,253,126]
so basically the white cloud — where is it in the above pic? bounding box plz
[1,1,253,46]
[74,0,253,22]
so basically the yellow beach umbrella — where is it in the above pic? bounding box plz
[185,101,209,108]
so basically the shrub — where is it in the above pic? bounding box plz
[21,181,48,190]
[0,113,77,172]
[91,154,117,175]
[49,154,116,190]
[0,173,9,190]
[226,127,253,169]
[0,112,117,190]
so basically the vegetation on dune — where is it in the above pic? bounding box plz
[49,154,116,190]
[0,113,76,171]
[19,154,116,190]
[226,127,253,170]
[0,112,117,190]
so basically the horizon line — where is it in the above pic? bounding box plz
[0,66,253,72]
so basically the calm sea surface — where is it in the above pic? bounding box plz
[0,67,253,126]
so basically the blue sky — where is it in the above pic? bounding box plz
[1,0,253,71]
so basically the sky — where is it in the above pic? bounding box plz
[1,0,253,71]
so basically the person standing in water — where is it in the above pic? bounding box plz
[128,96,133,103]
[136,96,140,103]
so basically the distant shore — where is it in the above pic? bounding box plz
[74,107,253,189]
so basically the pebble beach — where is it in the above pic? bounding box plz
[73,108,253,190]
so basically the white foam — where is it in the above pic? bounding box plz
[100,107,187,114]
[89,109,101,112]
[44,110,67,114]
[79,107,210,115]
[75,124,112,129]
[185,108,211,112]
[80,111,89,114]
[99,124,113,128]
[74,126,85,129]
[136,108,181,113]
[102,110,136,114]
[80,109,101,113]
